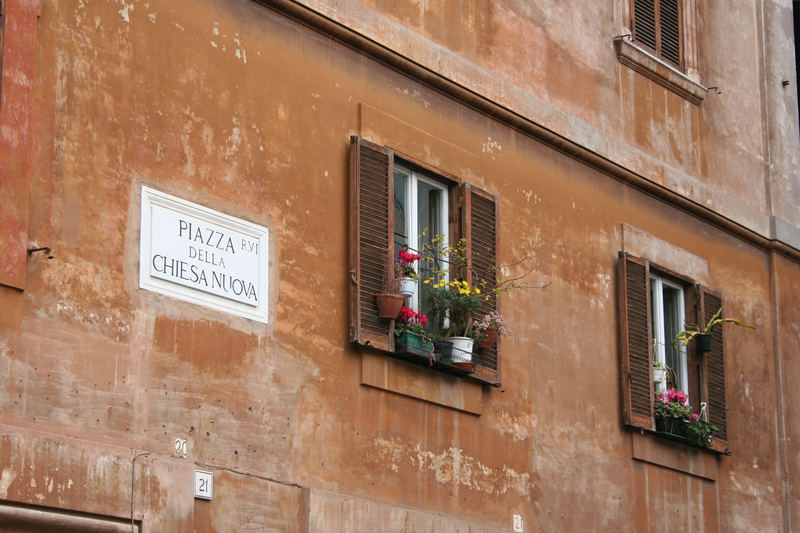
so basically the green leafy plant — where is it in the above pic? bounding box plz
[687,414,718,447]
[402,232,548,343]
[673,308,755,347]
[422,279,483,339]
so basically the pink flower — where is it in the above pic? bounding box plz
[396,249,420,265]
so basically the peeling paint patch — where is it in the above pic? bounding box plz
[482,137,502,159]
[116,1,134,23]
[495,410,537,441]
[370,437,534,498]
[0,468,17,498]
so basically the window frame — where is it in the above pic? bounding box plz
[393,164,450,311]
[650,272,688,395]
[349,136,501,386]
[618,252,729,453]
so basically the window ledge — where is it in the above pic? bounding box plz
[615,38,708,105]
[360,348,483,415]
[631,431,718,481]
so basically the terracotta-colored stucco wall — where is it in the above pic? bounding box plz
[0,1,797,531]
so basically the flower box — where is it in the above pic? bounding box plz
[655,417,689,438]
[395,330,434,357]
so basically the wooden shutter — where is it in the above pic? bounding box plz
[462,184,500,386]
[632,0,682,68]
[349,136,395,351]
[699,286,729,453]
[632,0,657,51]
[618,252,654,429]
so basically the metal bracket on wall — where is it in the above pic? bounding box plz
[27,246,54,259]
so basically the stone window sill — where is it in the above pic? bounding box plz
[615,38,709,105]
[632,432,718,481]
[360,349,483,415]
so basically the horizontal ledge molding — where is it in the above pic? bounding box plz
[254,0,799,262]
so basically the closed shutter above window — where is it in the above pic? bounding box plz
[632,0,683,69]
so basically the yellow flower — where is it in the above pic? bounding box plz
[474,288,481,294]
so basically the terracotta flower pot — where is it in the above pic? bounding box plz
[375,292,404,319]
[479,326,498,349]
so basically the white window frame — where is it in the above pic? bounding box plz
[651,274,688,396]
[394,165,449,310]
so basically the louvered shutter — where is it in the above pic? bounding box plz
[618,252,654,429]
[699,286,729,453]
[632,0,657,51]
[349,136,395,351]
[659,0,681,67]
[462,184,500,386]
[632,0,682,68]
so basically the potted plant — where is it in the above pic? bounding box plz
[394,248,421,296]
[654,388,692,436]
[652,360,669,394]
[394,306,434,357]
[473,311,511,349]
[674,308,755,354]
[653,388,718,447]
[422,279,483,368]
[375,292,404,319]
[687,412,717,447]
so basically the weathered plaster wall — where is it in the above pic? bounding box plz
[294,0,800,242]
[0,0,795,531]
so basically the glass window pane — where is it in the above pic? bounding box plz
[417,181,443,304]
[663,285,684,389]
[394,171,408,256]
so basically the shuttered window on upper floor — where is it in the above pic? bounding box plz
[632,0,683,69]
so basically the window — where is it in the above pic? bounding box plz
[393,165,449,310]
[650,273,687,394]
[631,0,682,69]
[349,136,500,385]
[616,0,707,104]
[618,252,729,453]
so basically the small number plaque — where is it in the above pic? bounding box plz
[194,469,213,500]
